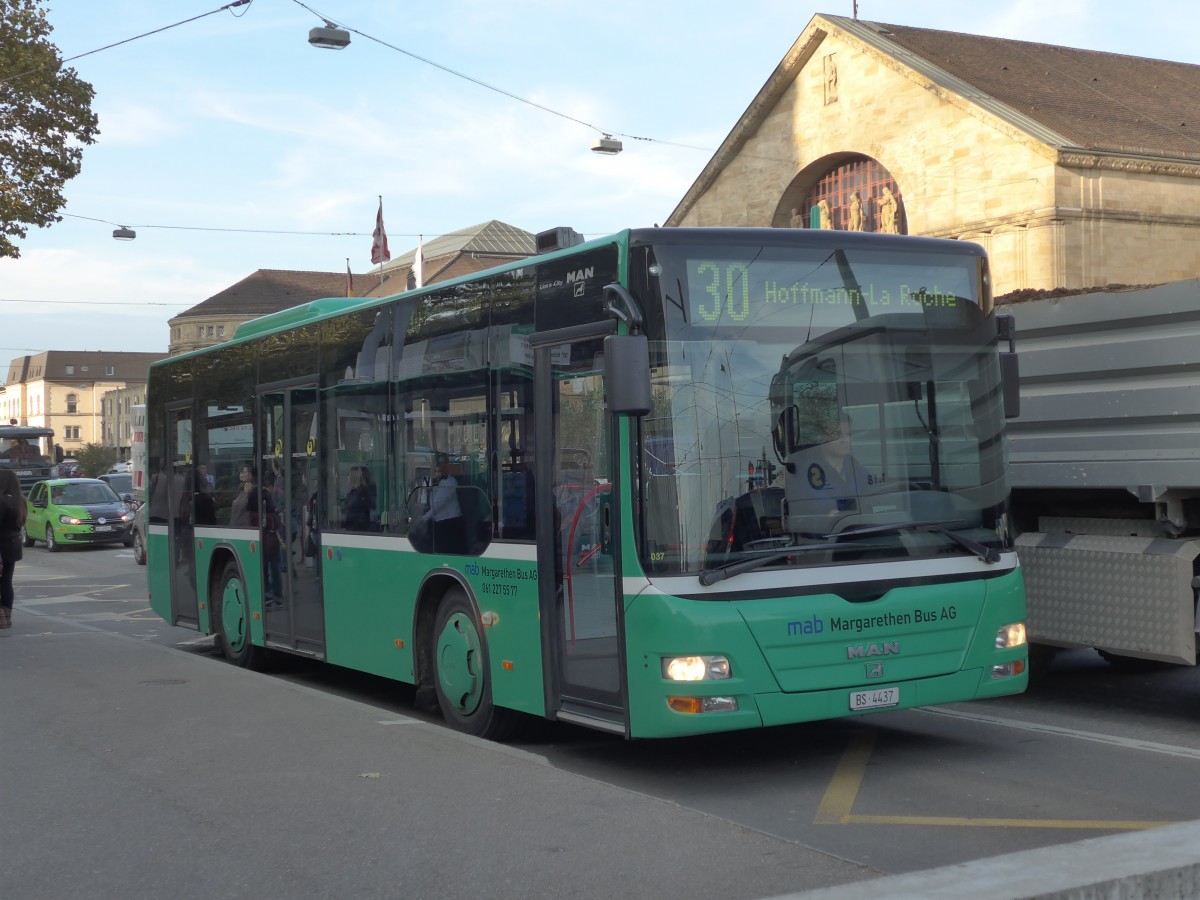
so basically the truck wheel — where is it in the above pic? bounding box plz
[1096,649,1174,673]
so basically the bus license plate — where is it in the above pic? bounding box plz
[850,687,899,711]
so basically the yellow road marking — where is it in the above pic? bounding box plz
[814,730,875,824]
[814,728,1178,831]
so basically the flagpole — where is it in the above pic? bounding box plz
[371,194,391,291]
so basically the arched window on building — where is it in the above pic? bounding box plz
[792,156,907,235]
[66,393,78,414]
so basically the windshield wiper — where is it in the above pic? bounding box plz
[698,522,1002,586]
[699,543,834,586]
[833,519,1000,564]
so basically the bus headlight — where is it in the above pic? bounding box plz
[662,655,731,681]
[995,622,1027,649]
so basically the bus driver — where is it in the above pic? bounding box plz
[784,417,882,534]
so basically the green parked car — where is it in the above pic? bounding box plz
[24,478,135,552]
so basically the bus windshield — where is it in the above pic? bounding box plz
[638,236,1010,577]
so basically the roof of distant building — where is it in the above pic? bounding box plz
[174,220,537,320]
[383,220,536,269]
[856,17,1200,161]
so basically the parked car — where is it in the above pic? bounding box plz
[130,502,147,565]
[98,472,139,509]
[23,478,135,552]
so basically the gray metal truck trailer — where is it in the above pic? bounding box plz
[1003,280,1200,668]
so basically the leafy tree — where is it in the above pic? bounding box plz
[76,442,117,477]
[0,0,99,259]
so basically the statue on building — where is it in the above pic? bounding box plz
[817,199,832,230]
[790,207,805,229]
[848,192,865,231]
[878,186,899,234]
[823,54,838,105]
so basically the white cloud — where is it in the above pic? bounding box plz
[92,101,181,147]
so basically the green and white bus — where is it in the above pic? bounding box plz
[145,226,1027,740]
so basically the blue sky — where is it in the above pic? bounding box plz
[2,0,1197,357]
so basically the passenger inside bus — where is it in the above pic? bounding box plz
[341,466,375,531]
[421,455,465,553]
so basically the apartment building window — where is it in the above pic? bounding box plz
[65,365,75,375]
[217,325,225,337]
[67,393,77,414]
[106,365,115,376]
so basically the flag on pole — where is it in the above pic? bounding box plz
[371,198,391,264]
[413,234,424,288]
[345,259,354,298]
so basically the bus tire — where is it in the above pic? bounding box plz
[431,587,521,741]
[212,561,263,670]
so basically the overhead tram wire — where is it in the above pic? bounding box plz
[288,0,711,154]
[0,0,254,87]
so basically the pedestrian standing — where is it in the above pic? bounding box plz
[0,469,28,629]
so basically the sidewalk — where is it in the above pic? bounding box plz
[0,607,875,900]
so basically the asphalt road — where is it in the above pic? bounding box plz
[9,542,1200,883]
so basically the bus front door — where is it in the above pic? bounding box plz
[167,404,199,628]
[260,384,326,658]
[535,337,627,734]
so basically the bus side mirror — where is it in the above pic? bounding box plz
[604,334,651,416]
[996,314,1020,418]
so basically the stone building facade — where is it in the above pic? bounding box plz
[1,351,164,458]
[666,15,1200,296]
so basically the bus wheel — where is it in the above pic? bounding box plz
[432,587,520,741]
[213,562,262,670]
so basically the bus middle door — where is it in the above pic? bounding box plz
[534,334,627,735]
[260,383,326,658]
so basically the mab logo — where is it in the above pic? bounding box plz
[787,615,824,636]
